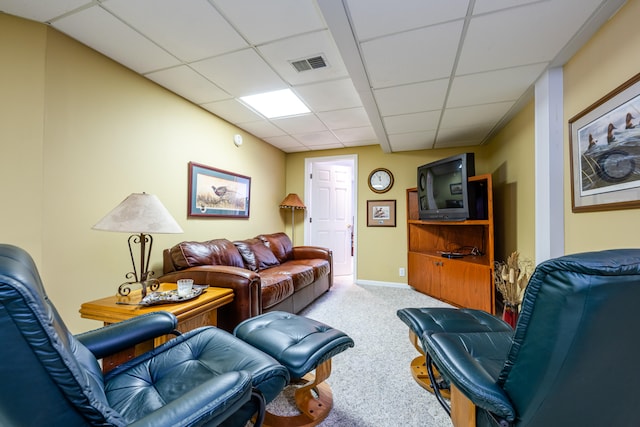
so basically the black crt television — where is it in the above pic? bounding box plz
[417,153,481,221]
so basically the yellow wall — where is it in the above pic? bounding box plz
[563,0,640,253]
[1,15,286,333]
[484,101,536,263]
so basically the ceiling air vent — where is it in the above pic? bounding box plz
[290,55,328,72]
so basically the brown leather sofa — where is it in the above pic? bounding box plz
[159,232,332,331]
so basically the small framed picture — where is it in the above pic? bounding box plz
[450,183,463,195]
[188,162,251,218]
[367,200,396,227]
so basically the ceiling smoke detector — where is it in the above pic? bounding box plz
[290,55,328,72]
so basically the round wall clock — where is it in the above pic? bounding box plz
[368,168,394,193]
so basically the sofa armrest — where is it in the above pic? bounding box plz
[75,312,178,359]
[292,246,332,261]
[158,265,261,331]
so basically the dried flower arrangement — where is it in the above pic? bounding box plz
[494,251,534,309]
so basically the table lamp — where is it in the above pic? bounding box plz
[279,193,306,243]
[92,192,183,297]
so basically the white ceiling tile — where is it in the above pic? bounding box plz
[200,99,263,123]
[388,131,436,151]
[0,0,90,22]
[263,135,306,150]
[271,114,327,134]
[52,6,180,73]
[318,107,371,130]
[374,79,449,116]
[103,0,247,62]
[342,140,378,148]
[448,63,546,108]
[458,1,604,74]
[362,20,463,87]
[212,0,325,44]
[293,131,342,146]
[346,0,469,41]
[440,102,514,129]
[191,49,287,97]
[473,0,539,15]
[237,120,287,139]
[384,111,440,134]
[258,30,348,86]
[145,65,230,104]
[295,79,362,112]
[332,126,376,143]
[437,125,493,145]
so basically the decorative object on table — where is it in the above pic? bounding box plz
[367,199,396,227]
[138,284,207,306]
[494,251,533,327]
[368,168,394,193]
[177,278,194,297]
[188,162,251,218]
[92,192,183,298]
[279,193,306,242]
[569,71,640,212]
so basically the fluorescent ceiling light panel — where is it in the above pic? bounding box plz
[240,89,310,118]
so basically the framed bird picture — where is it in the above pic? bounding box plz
[188,162,251,218]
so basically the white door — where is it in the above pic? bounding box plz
[310,161,353,276]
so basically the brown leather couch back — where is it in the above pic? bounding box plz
[167,239,245,271]
[258,232,293,263]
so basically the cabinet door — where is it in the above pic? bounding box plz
[439,261,492,312]
[408,252,441,297]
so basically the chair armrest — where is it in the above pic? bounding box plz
[75,311,178,360]
[424,330,516,421]
[128,371,253,427]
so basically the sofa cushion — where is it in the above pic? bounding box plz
[286,259,330,281]
[258,233,293,264]
[234,238,280,272]
[261,264,315,292]
[169,239,245,269]
[259,274,294,310]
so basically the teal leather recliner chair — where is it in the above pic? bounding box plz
[422,249,640,427]
[0,244,290,426]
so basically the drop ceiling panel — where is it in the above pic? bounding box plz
[473,0,539,15]
[0,0,89,22]
[295,79,362,112]
[145,65,230,105]
[388,131,436,151]
[191,48,287,97]
[271,114,327,134]
[317,107,371,130]
[103,0,247,63]
[384,111,441,135]
[332,126,376,143]
[447,63,547,108]
[440,102,514,129]
[52,6,180,73]
[346,0,469,41]
[212,0,325,45]
[374,79,449,116]
[263,135,307,151]
[236,120,287,139]
[293,130,342,147]
[362,21,463,88]
[258,30,348,86]
[200,98,263,124]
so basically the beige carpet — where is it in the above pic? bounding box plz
[248,276,454,427]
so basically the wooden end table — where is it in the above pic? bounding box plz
[80,283,233,372]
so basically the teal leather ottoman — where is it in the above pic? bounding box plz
[397,307,512,399]
[234,311,354,427]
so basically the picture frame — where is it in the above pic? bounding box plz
[188,162,251,218]
[367,200,396,227]
[569,72,640,212]
[450,182,463,195]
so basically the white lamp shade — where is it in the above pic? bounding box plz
[92,193,183,234]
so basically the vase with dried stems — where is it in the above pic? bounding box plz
[494,251,533,328]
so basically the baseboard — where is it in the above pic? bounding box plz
[355,279,412,289]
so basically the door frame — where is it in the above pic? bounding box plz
[305,154,358,279]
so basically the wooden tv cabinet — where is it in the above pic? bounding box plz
[406,174,495,313]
